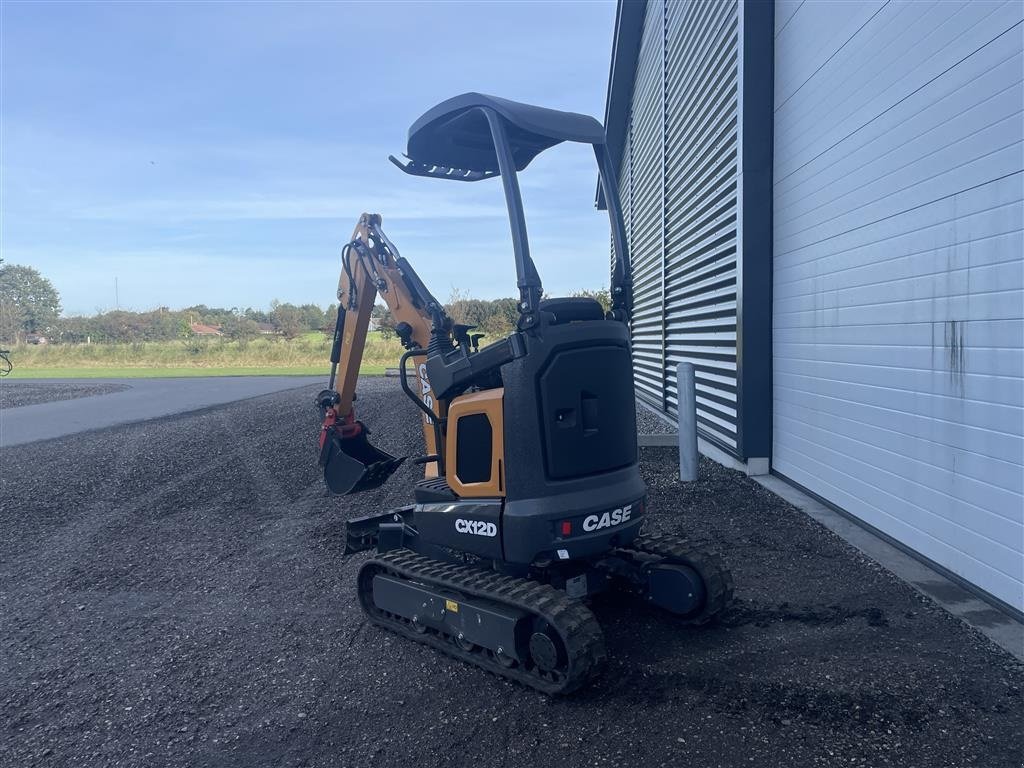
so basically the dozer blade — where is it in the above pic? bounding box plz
[321,426,405,495]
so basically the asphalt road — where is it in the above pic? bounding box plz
[0,377,322,447]
[1,378,1021,768]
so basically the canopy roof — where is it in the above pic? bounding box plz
[391,93,605,181]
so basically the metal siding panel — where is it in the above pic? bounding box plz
[774,371,1024,498]
[664,0,740,449]
[774,49,1023,231]
[773,419,1023,604]
[775,408,1021,547]
[773,0,1024,609]
[775,16,1024,201]
[774,0,803,38]
[627,0,666,410]
[616,0,743,451]
[773,177,1023,295]
[775,1,1021,181]
[773,0,887,109]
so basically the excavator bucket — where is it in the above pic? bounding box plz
[320,423,405,495]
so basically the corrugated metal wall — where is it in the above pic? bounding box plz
[619,0,741,451]
[772,0,1024,610]
[664,0,740,447]
[628,0,666,407]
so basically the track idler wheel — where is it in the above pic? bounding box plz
[632,534,734,624]
[528,623,565,673]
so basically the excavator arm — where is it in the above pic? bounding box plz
[316,213,451,495]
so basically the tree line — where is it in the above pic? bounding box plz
[0,263,338,343]
[51,302,337,344]
[1,262,611,345]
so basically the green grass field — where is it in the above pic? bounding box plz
[5,365,388,380]
[2,332,401,379]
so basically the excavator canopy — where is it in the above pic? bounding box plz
[389,92,633,325]
[390,92,605,181]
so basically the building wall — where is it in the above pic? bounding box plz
[771,0,1024,610]
[618,0,744,452]
[629,0,667,409]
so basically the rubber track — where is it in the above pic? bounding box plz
[629,533,735,624]
[357,549,607,695]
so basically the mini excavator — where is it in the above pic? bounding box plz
[316,94,732,693]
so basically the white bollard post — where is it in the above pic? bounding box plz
[677,362,698,481]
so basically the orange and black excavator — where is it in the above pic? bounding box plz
[316,94,732,694]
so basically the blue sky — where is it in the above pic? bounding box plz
[1,1,616,316]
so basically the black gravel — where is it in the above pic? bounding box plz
[635,400,677,435]
[0,382,131,410]
[2,378,1021,768]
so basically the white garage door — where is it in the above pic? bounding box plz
[772,0,1024,610]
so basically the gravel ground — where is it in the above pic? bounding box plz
[634,400,677,435]
[0,382,131,410]
[1,378,1021,768]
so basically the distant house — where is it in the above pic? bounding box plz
[255,322,279,336]
[190,323,223,337]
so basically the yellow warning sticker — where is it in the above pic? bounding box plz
[445,599,459,613]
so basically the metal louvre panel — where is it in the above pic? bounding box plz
[627,0,666,410]
[612,0,740,447]
[664,0,740,449]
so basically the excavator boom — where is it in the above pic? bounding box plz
[316,213,449,494]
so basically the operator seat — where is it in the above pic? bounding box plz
[538,297,605,325]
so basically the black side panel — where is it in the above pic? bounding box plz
[414,500,504,560]
[370,574,527,655]
[539,345,636,479]
[497,319,647,565]
[502,320,640,501]
[455,413,492,484]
